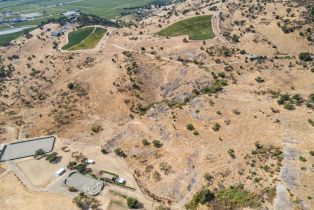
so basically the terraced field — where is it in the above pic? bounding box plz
[62,27,107,51]
[157,15,214,40]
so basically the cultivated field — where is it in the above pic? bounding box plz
[62,27,107,51]
[0,0,155,46]
[157,15,214,40]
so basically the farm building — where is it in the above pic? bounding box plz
[63,10,80,18]
[51,31,62,37]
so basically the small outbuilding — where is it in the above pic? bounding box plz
[56,168,66,176]
[116,177,126,184]
[51,31,62,37]
[86,159,95,164]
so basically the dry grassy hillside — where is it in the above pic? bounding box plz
[0,0,313,209]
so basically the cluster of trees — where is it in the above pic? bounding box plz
[34,149,61,163]
[127,197,139,209]
[299,52,312,62]
[76,14,120,27]
[67,160,89,174]
[73,193,100,210]
[46,152,60,163]
[185,186,214,210]
[0,57,15,79]
[306,5,314,23]
[42,13,119,28]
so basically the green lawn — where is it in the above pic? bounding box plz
[62,27,95,50]
[63,27,107,51]
[157,15,214,40]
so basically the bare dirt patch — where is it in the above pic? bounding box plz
[0,172,77,210]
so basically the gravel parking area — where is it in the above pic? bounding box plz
[0,136,55,161]
[65,172,104,196]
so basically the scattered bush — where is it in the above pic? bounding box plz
[74,163,88,173]
[34,149,45,159]
[299,156,307,162]
[216,184,261,208]
[46,152,59,163]
[73,193,100,210]
[127,197,139,209]
[203,173,213,182]
[306,94,314,110]
[152,140,163,148]
[155,204,171,210]
[255,77,265,83]
[186,124,195,130]
[233,109,241,115]
[185,186,214,210]
[101,149,108,154]
[67,161,77,169]
[142,139,150,146]
[228,149,236,159]
[114,148,126,157]
[67,82,77,90]
[68,187,78,192]
[91,124,103,133]
[193,131,199,136]
[284,103,295,110]
[212,123,221,131]
[299,52,312,61]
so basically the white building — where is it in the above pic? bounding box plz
[86,159,95,164]
[63,11,79,18]
[56,168,66,175]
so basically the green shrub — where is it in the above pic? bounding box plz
[284,103,295,110]
[216,184,261,208]
[91,124,103,133]
[306,94,314,110]
[142,139,150,146]
[114,148,126,157]
[193,131,200,136]
[67,161,77,169]
[101,149,108,154]
[46,152,59,163]
[74,163,88,173]
[186,124,195,130]
[127,197,139,209]
[68,186,78,192]
[228,149,236,159]
[255,77,265,83]
[155,204,171,210]
[152,140,163,148]
[185,186,214,210]
[34,149,45,158]
[212,123,221,131]
[233,109,241,115]
[299,52,312,61]
[67,82,77,90]
[299,156,307,162]
[203,173,213,182]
